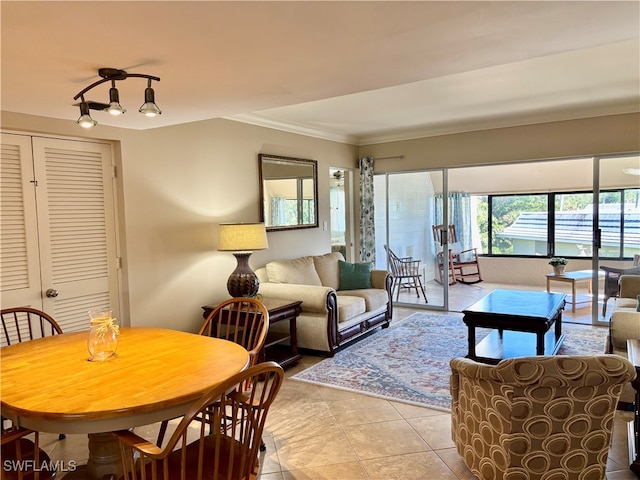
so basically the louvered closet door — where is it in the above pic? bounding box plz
[0,133,42,309]
[32,137,119,332]
[1,134,119,332]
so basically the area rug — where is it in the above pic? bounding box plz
[291,312,609,412]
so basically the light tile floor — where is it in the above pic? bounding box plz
[45,307,636,479]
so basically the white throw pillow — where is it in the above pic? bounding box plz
[266,256,323,286]
[313,252,344,289]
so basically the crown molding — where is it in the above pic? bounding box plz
[227,102,639,147]
[354,103,640,146]
[225,113,359,146]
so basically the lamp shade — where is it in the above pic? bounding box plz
[218,223,268,252]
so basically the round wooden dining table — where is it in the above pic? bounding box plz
[1,327,250,479]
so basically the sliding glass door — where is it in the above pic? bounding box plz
[369,153,638,320]
[374,170,447,309]
[594,154,640,325]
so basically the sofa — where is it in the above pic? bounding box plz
[255,252,393,356]
[605,274,640,403]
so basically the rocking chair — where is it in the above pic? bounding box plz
[432,224,482,285]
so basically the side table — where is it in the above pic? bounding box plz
[203,297,302,368]
[626,339,640,476]
[545,269,604,313]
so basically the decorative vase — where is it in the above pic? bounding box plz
[553,265,565,276]
[87,310,119,361]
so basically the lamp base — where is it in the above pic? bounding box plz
[227,252,260,298]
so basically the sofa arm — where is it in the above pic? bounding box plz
[620,275,640,299]
[371,270,393,319]
[371,270,390,289]
[258,282,334,313]
[610,309,640,352]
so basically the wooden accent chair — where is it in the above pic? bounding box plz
[1,307,63,347]
[157,298,269,446]
[431,224,482,285]
[114,361,284,480]
[601,254,640,317]
[384,245,427,302]
[1,421,57,480]
[451,355,635,480]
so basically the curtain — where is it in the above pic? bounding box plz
[270,197,287,226]
[359,157,375,262]
[435,193,473,251]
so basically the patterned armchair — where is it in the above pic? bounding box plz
[450,355,635,480]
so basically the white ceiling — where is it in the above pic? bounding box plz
[2,1,639,145]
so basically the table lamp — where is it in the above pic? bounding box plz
[218,223,269,298]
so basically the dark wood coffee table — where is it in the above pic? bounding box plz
[462,289,566,364]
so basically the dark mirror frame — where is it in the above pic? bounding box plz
[258,154,319,232]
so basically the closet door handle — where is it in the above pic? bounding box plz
[45,288,59,298]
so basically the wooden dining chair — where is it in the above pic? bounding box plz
[1,419,57,480]
[114,361,284,480]
[384,245,428,302]
[1,307,63,347]
[0,307,66,442]
[157,298,269,446]
[198,298,269,367]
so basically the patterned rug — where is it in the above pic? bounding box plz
[291,312,609,411]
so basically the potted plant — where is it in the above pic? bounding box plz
[549,257,568,275]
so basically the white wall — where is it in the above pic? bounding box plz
[479,257,633,297]
[361,113,640,171]
[359,113,639,293]
[479,257,595,287]
[120,120,358,331]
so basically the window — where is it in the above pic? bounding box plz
[554,192,593,257]
[599,188,640,258]
[273,195,315,226]
[622,189,640,257]
[487,194,548,255]
[478,188,639,259]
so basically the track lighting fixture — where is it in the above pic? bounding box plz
[73,68,161,128]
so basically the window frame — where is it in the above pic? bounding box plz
[482,187,636,260]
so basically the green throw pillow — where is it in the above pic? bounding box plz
[338,260,373,290]
[637,295,640,312]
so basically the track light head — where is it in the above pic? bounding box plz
[77,99,97,128]
[139,80,162,117]
[106,82,126,116]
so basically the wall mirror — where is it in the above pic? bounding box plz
[259,154,318,231]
